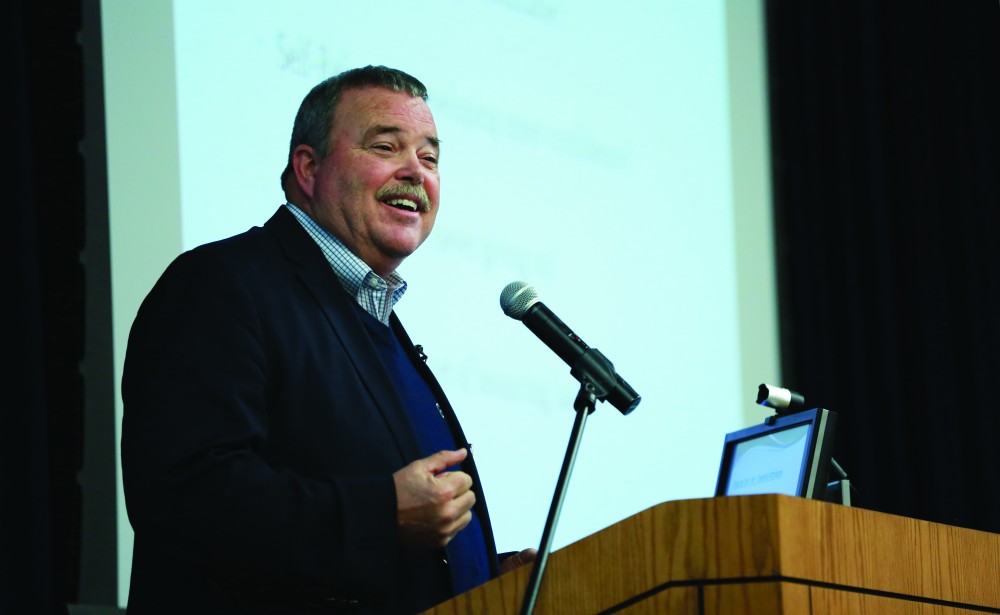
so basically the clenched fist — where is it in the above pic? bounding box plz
[393,449,476,548]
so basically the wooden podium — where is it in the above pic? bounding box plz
[425,494,1000,614]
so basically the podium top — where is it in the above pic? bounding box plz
[425,495,1000,614]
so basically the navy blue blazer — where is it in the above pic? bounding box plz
[122,206,499,614]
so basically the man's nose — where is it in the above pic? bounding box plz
[394,151,426,185]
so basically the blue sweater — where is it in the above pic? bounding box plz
[353,303,490,595]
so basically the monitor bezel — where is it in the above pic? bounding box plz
[714,407,837,500]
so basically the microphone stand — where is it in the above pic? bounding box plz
[519,350,617,615]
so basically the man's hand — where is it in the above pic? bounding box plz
[500,548,538,574]
[393,449,476,548]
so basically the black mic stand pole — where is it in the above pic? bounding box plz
[520,346,622,615]
[519,381,597,615]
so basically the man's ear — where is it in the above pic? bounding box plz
[291,144,320,199]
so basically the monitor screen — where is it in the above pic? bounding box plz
[715,408,837,500]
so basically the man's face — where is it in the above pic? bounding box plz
[298,86,440,277]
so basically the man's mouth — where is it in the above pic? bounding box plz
[383,197,420,212]
[376,186,429,213]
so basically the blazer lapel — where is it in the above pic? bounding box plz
[264,207,423,462]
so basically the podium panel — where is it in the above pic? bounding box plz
[424,495,1000,615]
[613,586,698,615]
[705,581,810,615]
[810,586,991,615]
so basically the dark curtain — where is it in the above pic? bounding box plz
[5,1,84,613]
[3,0,55,612]
[767,2,1000,533]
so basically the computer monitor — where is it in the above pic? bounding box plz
[715,408,837,500]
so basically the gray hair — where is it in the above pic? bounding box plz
[280,65,428,188]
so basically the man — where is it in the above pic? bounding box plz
[122,66,532,614]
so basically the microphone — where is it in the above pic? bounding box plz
[500,281,640,415]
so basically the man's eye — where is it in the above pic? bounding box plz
[372,144,393,152]
[422,155,438,165]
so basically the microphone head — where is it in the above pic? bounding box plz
[500,281,540,319]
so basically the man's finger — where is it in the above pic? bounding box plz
[500,548,539,574]
[444,509,474,538]
[423,448,468,474]
[436,470,473,495]
[450,488,476,516]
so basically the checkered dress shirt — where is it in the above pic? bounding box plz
[285,202,406,325]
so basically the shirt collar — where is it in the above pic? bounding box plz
[284,202,407,323]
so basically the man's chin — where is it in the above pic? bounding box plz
[380,232,431,258]
[367,241,428,276]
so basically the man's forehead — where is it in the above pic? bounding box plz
[334,86,436,136]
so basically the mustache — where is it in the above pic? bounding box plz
[375,185,431,212]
